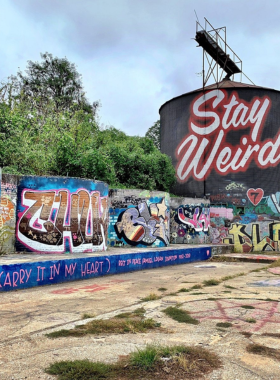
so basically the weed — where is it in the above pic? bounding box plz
[246,344,280,361]
[45,344,221,380]
[203,279,220,286]
[46,314,160,338]
[224,285,236,289]
[269,259,280,268]
[241,305,255,309]
[191,292,205,295]
[163,306,199,325]
[250,267,267,272]
[178,288,190,293]
[141,293,161,302]
[115,308,145,319]
[158,287,167,292]
[81,313,95,320]
[241,331,252,338]
[216,322,232,328]
[191,284,203,290]
[167,292,178,296]
[220,275,234,281]
[207,297,218,301]
[45,360,113,380]
[245,318,256,323]
[222,291,231,293]
[129,345,158,369]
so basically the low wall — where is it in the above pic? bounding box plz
[108,189,170,248]
[15,176,109,253]
[170,197,210,244]
[0,246,211,291]
[0,174,18,253]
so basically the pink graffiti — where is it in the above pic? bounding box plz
[178,207,210,231]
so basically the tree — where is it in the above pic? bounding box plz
[4,52,97,115]
[145,120,160,150]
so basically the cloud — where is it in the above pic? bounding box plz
[1,0,280,135]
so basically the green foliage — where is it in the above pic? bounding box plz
[0,54,176,191]
[145,120,160,149]
[163,306,199,325]
[46,360,113,380]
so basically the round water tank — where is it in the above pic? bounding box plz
[160,79,280,204]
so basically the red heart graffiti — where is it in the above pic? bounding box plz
[247,188,264,206]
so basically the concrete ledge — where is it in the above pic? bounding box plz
[0,244,224,292]
[214,253,280,263]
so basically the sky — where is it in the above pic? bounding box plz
[1,0,280,136]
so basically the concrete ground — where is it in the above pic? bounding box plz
[0,259,280,379]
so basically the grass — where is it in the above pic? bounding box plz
[115,308,145,318]
[46,344,221,380]
[178,287,190,293]
[163,306,199,325]
[46,308,160,338]
[207,297,218,301]
[241,305,255,309]
[190,284,203,290]
[191,292,205,295]
[81,313,95,319]
[203,279,220,286]
[247,344,280,361]
[224,285,236,289]
[141,293,161,301]
[268,259,280,268]
[250,267,267,272]
[216,322,232,328]
[245,318,256,323]
[158,287,167,292]
[241,331,252,338]
[222,291,232,293]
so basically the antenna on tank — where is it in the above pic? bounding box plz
[194,18,254,89]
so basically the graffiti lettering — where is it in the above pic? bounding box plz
[115,198,169,246]
[178,206,210,231]
[223,222,280,252]
[17,189,108,253]
[176,89,274,182]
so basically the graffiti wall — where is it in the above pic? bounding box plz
[160,81,280,252]
[209,187,280,252]
[15,176,109,253]
[108,189,170,247]
[170,197,211,244]
[0,174,18,253]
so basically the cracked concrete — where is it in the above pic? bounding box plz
[0,260,280,379]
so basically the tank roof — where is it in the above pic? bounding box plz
[159,79,279,112]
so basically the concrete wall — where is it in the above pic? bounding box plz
[108,189,170,248]
[15,176,109,253]
[0,174,18,253]
[0,246,211,291]
[170,197,211,244]
[210,201,280,253]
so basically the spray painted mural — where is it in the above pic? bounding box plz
[0,174,18,253]
[209,185,280,252]
[108,190,170,247]
[15,176,108,253]
[160,83,280,252]
[170,198,210,244]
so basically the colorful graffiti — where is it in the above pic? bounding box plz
[115,199,169,246]
[16,177,108,253]
[0,175,18,253]
[170,204,210,244]
[108,192,170,247]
